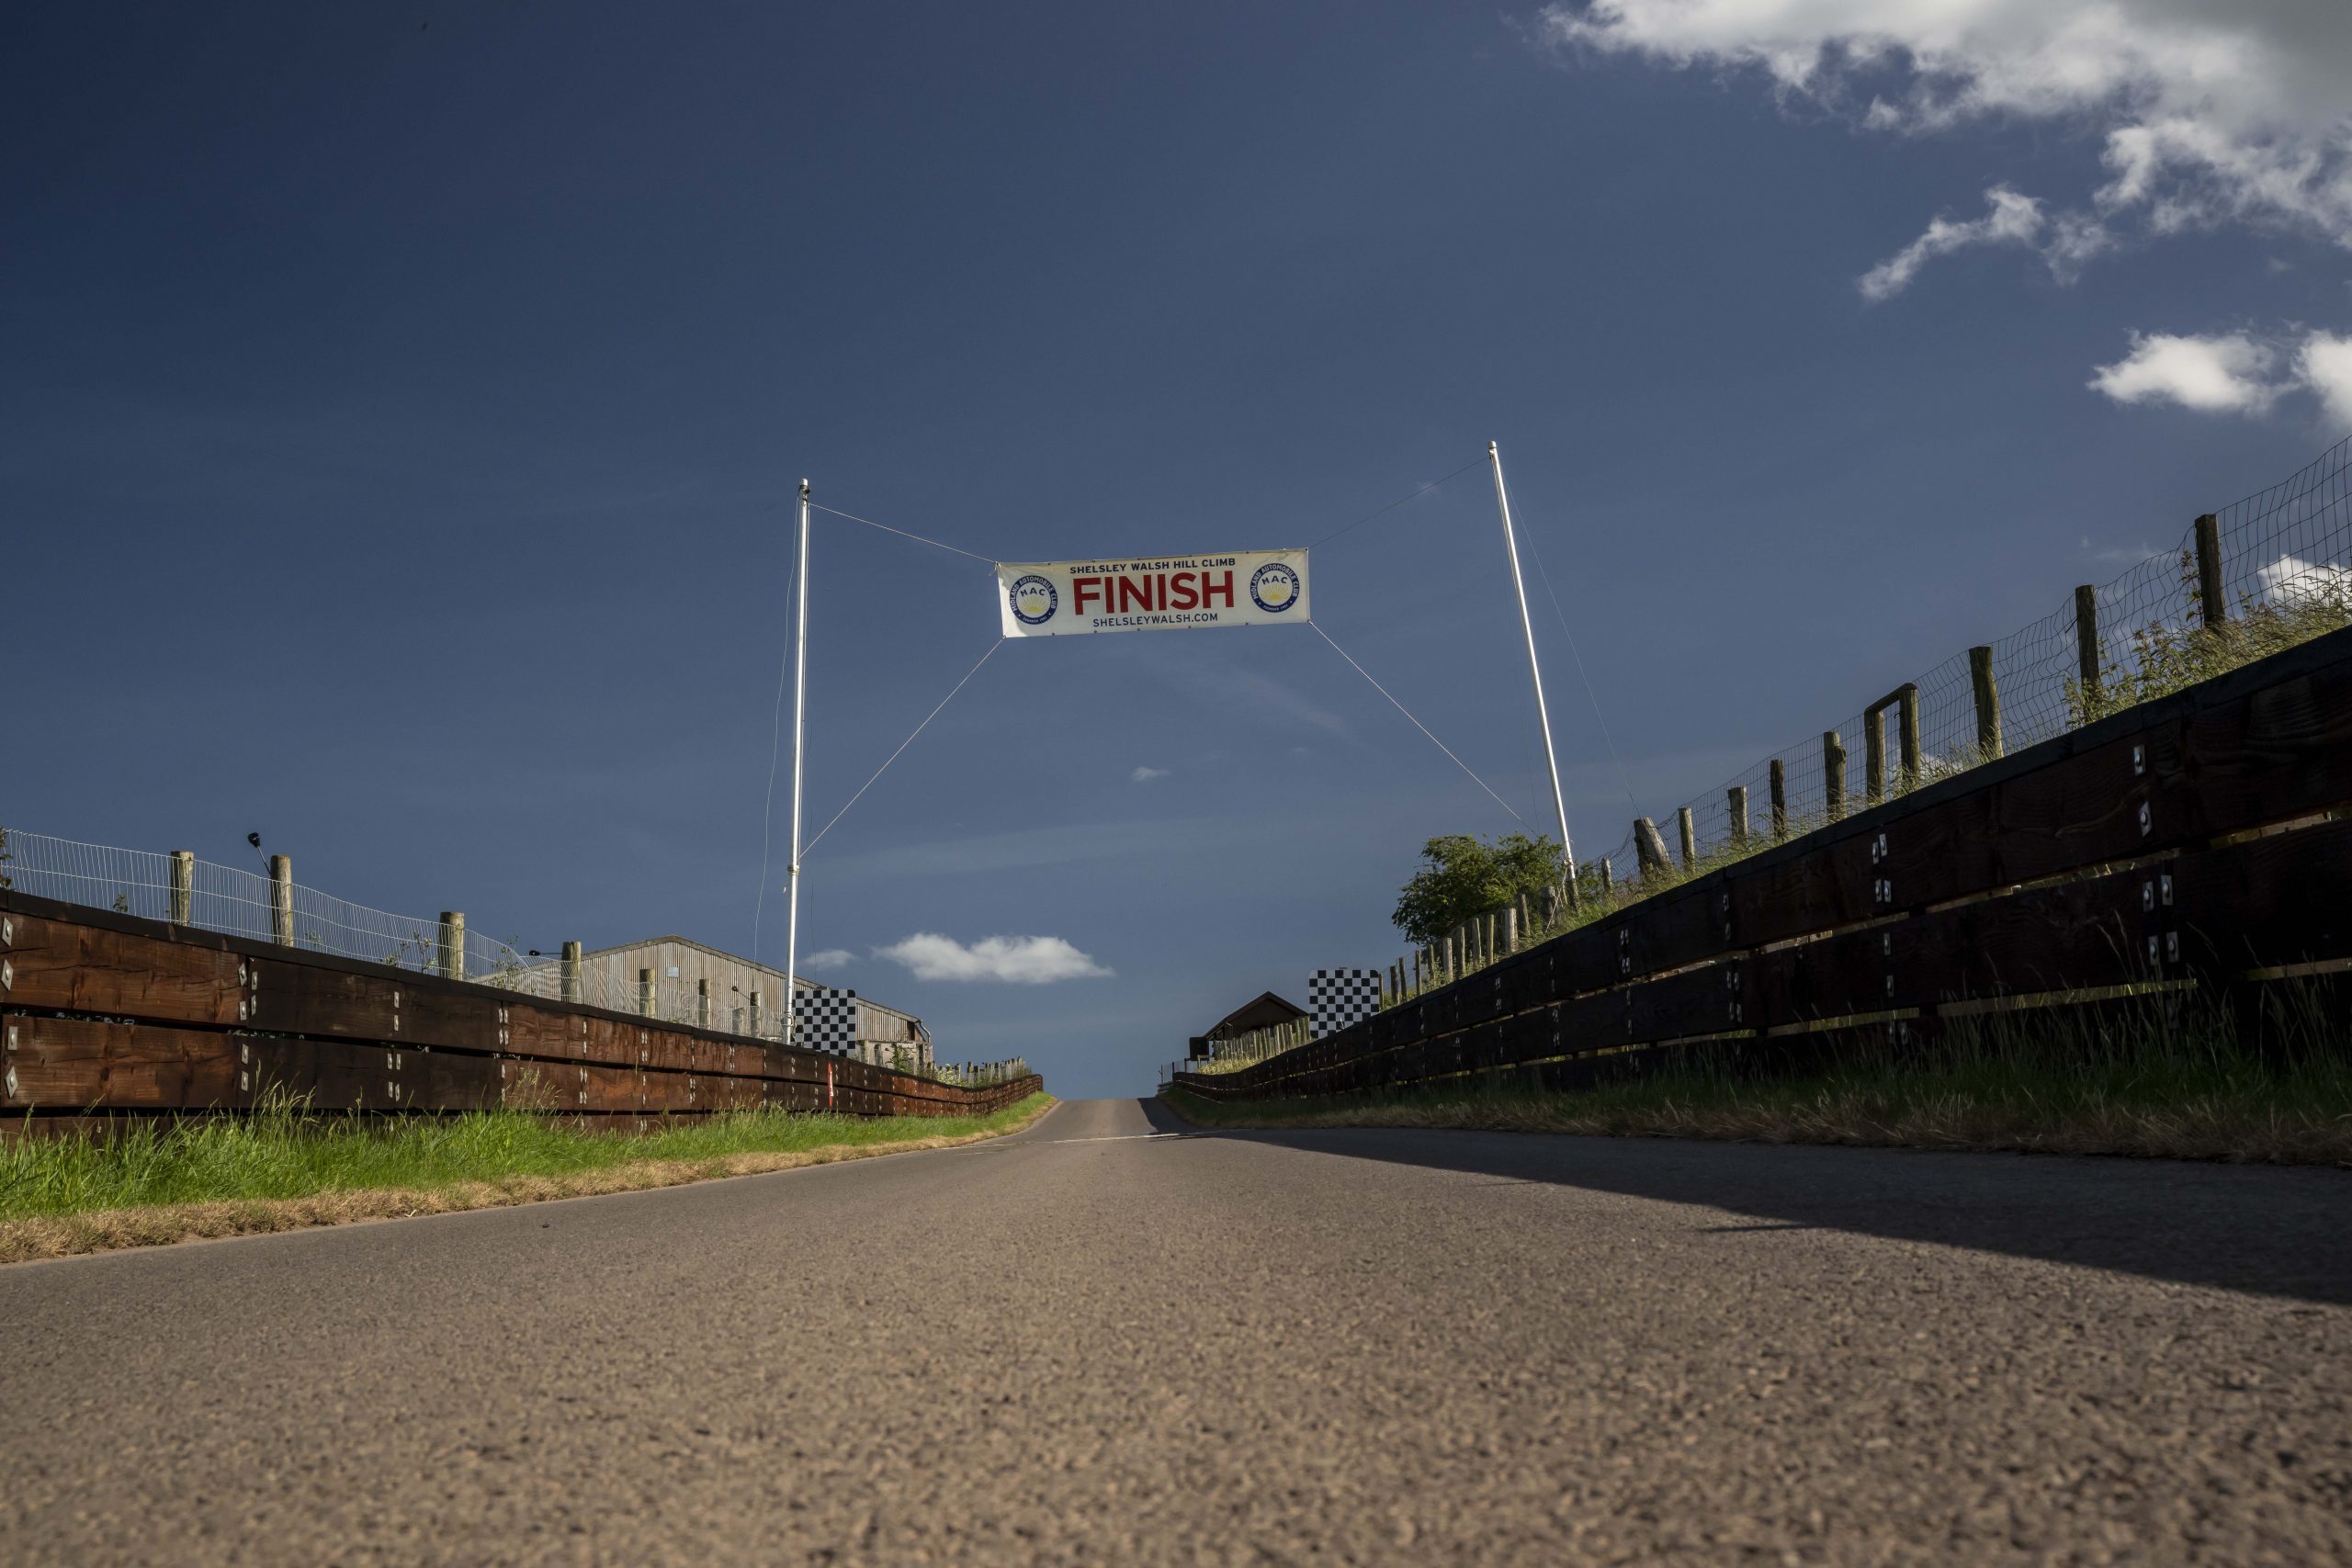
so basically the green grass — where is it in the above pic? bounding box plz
[1167,991,2352,1164]
[0,1093,1054,1223]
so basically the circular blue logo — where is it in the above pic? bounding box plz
[1008,574,1058,626]
[1250,562,1301,614]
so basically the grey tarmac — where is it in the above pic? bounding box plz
[2,1097,2347,1565]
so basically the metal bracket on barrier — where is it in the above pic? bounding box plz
[2141,869,2179,976]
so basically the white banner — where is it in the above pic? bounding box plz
[996,550,1309,637]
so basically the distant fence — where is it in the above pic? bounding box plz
[0,886,1043,1134]
[0,829,1021,1090]
[1170,626,2352,1106]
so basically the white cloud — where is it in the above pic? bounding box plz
[2086,326,2352,423]
[1856,186,2060,301]
[871,932,1113,984]
[2297,333,2352,431]
[1539,1,2352,278]
[1130,765,1170,784]
[2259,552,2352,603]
[2088,331,2284,413]
[799,948,854,972]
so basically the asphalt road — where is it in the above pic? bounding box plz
[2,1098,2347,1565]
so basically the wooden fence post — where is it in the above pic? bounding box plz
[1599,858,1614,895]
[437,909,465,977]
[1865,685,1923,804]
[1726,786,1748,845]
[1634,817,1672,877]
[2075,585,2101,704]
[1503,905,1519,953]
[749,987,763,1038]
[270,855,295,947]
[638,968,655,1017]
[560,940,582,1004]
[1864,706,1886,807]
[1769,759,1787,837]
[1823,732,1847,820]
[1897,683,1921,792]
[2194,513,2226,626]
[168,850,194,925]
[697,976,710,1029]
[1970,646,2002,759]
[1675,807,1697,868]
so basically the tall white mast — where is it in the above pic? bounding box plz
[784,478,812,1044]
[1487,442,1576,900]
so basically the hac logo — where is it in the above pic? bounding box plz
[1249,561,1300,614]
[1009,574,1058,626]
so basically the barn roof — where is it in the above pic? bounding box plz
[1204,990,1307,1039]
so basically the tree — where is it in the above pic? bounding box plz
[1391,832,1563,947]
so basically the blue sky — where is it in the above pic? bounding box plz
[8,3,2349,1097]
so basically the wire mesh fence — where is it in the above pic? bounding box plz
[0,826,1006,1082]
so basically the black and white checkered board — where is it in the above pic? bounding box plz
[1309,968,1382,1037]
[793,987,860,1055]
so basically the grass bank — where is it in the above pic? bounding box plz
[0,1093,1055,1263]
[1163,1000,2352,1165]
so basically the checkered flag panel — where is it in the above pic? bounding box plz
[793,987,860,1056]
[1309,968,1382,1038]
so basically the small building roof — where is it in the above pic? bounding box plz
[1204,990,1307,1040]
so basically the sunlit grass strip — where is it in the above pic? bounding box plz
[0,1093,1055,1262]
[1164,997,2352,1165]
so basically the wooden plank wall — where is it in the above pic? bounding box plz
[1175,627,2352,1105]
[0,893,1040,1134]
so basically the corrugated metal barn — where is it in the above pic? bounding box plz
[560,935,932,1070]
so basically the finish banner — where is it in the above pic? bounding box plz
[996,549,1310,637]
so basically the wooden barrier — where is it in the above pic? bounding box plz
[0,892,1041,1132]
[1176,626,2352,1104]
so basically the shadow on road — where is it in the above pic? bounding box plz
[1136,1098,2352,1306]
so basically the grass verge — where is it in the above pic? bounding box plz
[0,1092,1056,1264]
[1163,998,2352,1165]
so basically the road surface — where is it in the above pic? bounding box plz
[2,1098,2346,1564]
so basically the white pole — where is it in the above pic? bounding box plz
[784,478,812,1046]
[1488,442,1577,900]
